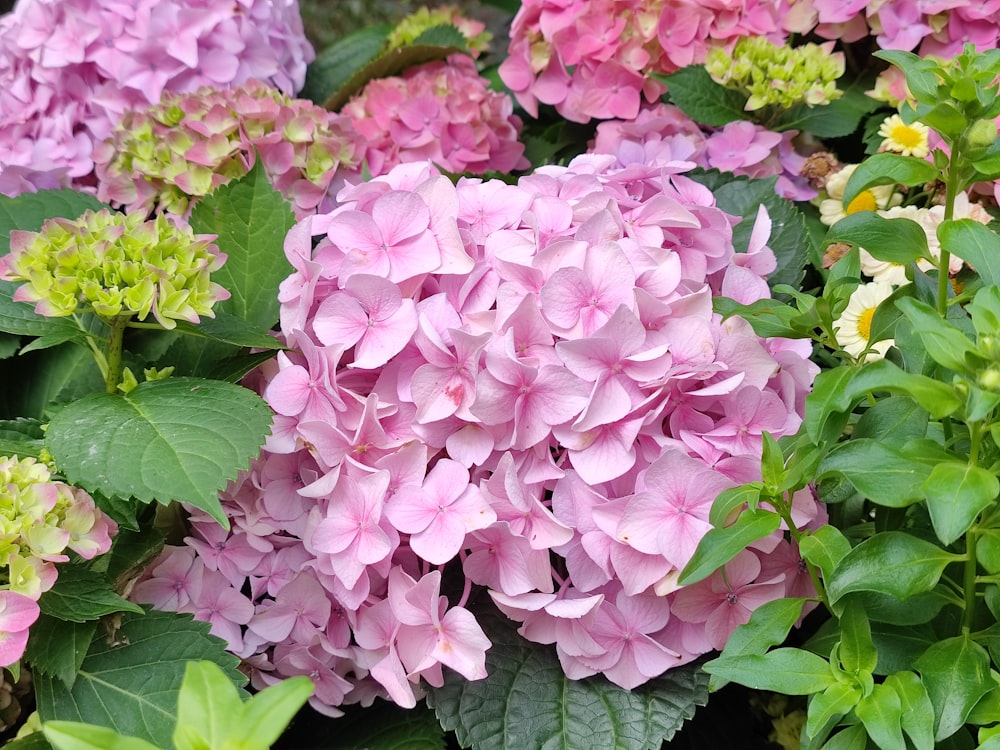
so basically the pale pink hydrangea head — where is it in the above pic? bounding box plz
[342,54,528,177]
[0,0,314,197]
[132,152,819,712]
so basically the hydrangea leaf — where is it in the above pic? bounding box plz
[300,24,391,105]
[45,377,272,527]
[775,77,881,138]
[0,417,45,459]
[0,343,105,420]
[35,609,247,746]
[189,159,296,332]
[0,331,17,359]
[427,611,708,750]
[43,722,160,750]
[0,189,107,239]
[171,312,286,351]
[661,66,748,127]
[24,614,98,689]
[37,567,144,624]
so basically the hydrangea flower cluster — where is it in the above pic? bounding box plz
[133,153,820,713]
[590,103,818,202]
[0,0,314,198]
[705,37,845,111]
[383,6,491,58]
[93,80,365,218]
[0,209,228,329]
[501,0,1000,124]
[341,54,528,178]
[0,455,117,667]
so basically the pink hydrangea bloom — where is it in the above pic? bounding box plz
[134,151,819,713]
[343,53,528,177]
[0,0,314,196]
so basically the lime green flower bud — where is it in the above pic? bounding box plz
[385,6,492,57]
[0,209,228,330]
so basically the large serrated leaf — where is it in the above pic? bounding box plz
[0,417,46,458]
[0,341,105,420]
[774,77,881,138]
[427,611,708,750]
[284,697,446,749]
[24,614,98,689]
[171,312,286,351]
[45,377,272,526]
[35,609,247,746]
[37,566,144,623]
[0,189,108,241]
[300,24,391,105]
[661,66,748,127]
[189,160,295,332]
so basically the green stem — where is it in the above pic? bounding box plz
[776,494,829,608]
[936,141,962,316]
[103,315,130,394]
[962,421,983,635]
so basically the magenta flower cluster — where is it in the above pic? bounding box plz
[133,151,820,713]
[342,54,528,178]
[500,0,1000,124]
[591,103,818,202]
[0,0,314,198]
[93,79,365,218]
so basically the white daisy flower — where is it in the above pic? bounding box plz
[834,281,896,362]
[818,164,901,226]
[878,114,930,158]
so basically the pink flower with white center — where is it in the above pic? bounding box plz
[671,549,788,651]
[310,471,397,587]
[0,591,40,667]
[313,274,418,370]
[472,343,590,451]
[385,459,495,565]
[616,449,735,570]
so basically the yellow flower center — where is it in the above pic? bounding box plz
[846,190,877,215]
[890,123,923,149]
[858,306,876,340]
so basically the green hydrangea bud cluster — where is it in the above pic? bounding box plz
[705,37,845,111]
[0,209,228,330]
[384,6,492,57]
[0,455,116,601]
[93,79,366,217]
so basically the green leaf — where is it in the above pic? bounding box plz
[171,312,285,351]
[188,159,295,331]
[678,509,781,585]
[228,675,313,748]
[818,724,867,750]
[42,722,160,750]
[776,78,881,138]
[24,615,98,689]
[805,681,862,744]
[922,461,999,546]
[324,701,446,750]
[705,648,836,695]
[707,598,809,691]
[977,529,1000,574]
[799,525,852,581]
[427,610,708,750]
[855,683,905,750]
[0,342,104,420]
[37,566,144,623]
[838,599,877,677]
[708,483,763,527]
[852,395,929,443]
[875,51,939,104]
[713,296,808,338]
[806,619,939,674]
[885,671,935,750]
[299,24,392,105]
[895,297,979,374]
[661,66,748,126]
[173,660,245,749]
[842,588,950,626]
[843,359,961,419]
[841,153,940,208]
[804,366,857,443]
[940,219,1000,287]
[823,212,930,265]
[915,635,992,741]
[36,609,247,746]
[0,417,46,459]
[324,43,470,112]
[816,439,933,508]
[4,734,54,750]
[826,532,956,604]
[0,189,107,239]
[45,377,272,527]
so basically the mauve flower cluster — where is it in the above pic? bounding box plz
[0,0,314,198]
[93,79,365,218]
[0,455,117,667]
[342,53,528,177]
[133,152,819,713]
[500,0,1000,125]
[591,103,818,202]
